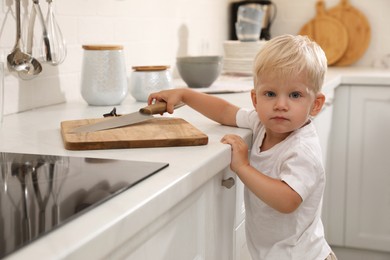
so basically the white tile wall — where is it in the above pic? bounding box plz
[0,0,232,114]
[1,0,389,115]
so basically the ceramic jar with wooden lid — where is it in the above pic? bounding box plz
[129,66,173,102]
[81,45,128,106]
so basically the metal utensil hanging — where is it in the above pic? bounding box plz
[30,0,52,63]
[27,0,66,65]
[7,0,42,80]
[8,0,66,80]
[45,0,66,65]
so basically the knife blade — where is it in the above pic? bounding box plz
[71,102,184,133]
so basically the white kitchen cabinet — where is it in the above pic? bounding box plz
[104,167,249,260]
[313,97,334,230]
[234,220,252,260]
[325,85,390,253]
[233,177,250,260]
[313,96,334,173]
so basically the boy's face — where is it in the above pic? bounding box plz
[251,73,325,136]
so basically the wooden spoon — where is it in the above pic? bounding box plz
[299,0,348,65]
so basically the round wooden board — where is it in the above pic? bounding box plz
[299,0,348,65]
[327,0,371,66]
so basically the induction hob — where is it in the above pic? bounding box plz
[0,152,168,258]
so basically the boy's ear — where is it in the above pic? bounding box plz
[251,89,257,108]
[310,93,326,116]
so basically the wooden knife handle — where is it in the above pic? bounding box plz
[139,102,185,115]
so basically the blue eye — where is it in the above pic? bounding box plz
[265,91,276,97]
[289,92,301,99]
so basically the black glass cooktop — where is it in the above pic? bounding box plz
[0,152,168,258]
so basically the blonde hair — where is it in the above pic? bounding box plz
[253,34,327,93]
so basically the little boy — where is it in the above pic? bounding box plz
[148,34,336,260]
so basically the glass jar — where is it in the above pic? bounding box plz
[81,45,128,106]
[129,66,173,102]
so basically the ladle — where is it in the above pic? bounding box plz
[7,0,42,80]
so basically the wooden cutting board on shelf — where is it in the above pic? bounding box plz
[327,0,371,66]
[61,117,208,150]
[299,0,348,65]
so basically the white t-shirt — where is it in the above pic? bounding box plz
[236,108,331,260]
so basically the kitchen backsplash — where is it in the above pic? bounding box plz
[0,0,389,115]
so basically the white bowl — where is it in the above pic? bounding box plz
[223,40,267,59]
[176,56,223,88]
[223,58,254,75]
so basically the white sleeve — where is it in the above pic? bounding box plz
[236,108,259,130]
[280,148,323,201]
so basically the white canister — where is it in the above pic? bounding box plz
[81,45,128,106]
[129,66,173,102]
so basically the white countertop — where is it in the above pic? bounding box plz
[1,67,390,259]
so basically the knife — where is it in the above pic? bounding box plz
[71,102,185,133]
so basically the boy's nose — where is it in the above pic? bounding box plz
[274,96,288,110]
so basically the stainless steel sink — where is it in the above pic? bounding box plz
[0,152,168,258]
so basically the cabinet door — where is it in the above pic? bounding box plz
[233,178,250,260]
[322,86,350,246]
[345,86,390,252]
[313,100,334,233]
[313,96,334,165]
[109,168,237,260]
[234,220,251,260]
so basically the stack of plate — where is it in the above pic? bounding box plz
[223,40,266,75]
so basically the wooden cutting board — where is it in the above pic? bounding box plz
[299,0,348,65]
[327,0,371,66]
[61,117,208,150]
